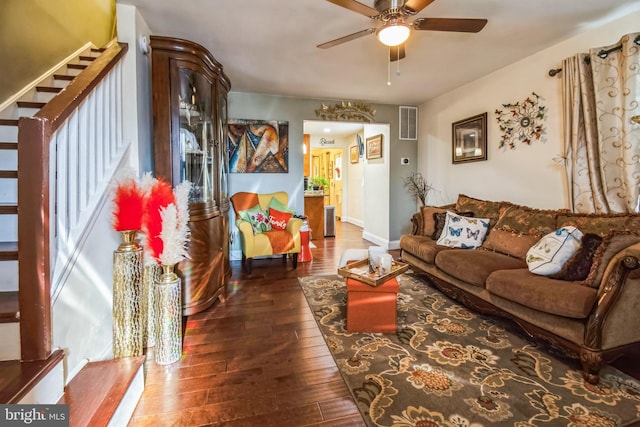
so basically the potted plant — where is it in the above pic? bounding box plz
[310,176,328,190]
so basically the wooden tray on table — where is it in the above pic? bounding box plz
[337,258,409,287]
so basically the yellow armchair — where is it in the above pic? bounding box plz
[230,191,302,273]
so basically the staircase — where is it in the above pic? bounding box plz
[0,41,145,425]
[0,47,101,368]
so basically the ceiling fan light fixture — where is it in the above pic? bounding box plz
[376,21,411,46]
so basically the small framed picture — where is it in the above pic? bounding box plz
[452,113,487,164]
[350,145,359,164]
[366,134,383,160]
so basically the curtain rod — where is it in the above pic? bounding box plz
[548,34,640,76]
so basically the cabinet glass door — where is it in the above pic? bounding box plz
[178,68,214,204]
[217,86,229,207]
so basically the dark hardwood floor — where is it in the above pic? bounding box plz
[129,221,372,426]
[128,221,640,426]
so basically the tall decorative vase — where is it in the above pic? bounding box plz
[154,263,183,365]
[142,263,162,348]
[113,230,143,358]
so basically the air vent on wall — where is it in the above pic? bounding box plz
[399,106,418,140]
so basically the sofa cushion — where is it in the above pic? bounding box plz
[550,233,603,282]
[420,206,448,237]
[454,194,509,228]
[432,211,475,240]
[435,249,526,287]
[243,205,272,234]
[481,229,541,260]
[268,196,295,214]
[400,234,451,264]
[269,208,293,230]
[526,226,584,276]
[490,204,559,236]
[486,269,598,319]
[583,231,640,288]
[557,212,640,237]
[435,212,490,249]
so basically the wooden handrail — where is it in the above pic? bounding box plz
[17,41,128,361]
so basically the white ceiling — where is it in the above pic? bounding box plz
[118,0,640,106]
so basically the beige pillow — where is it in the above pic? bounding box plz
[482,229,541,260]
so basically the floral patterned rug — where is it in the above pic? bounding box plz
[298,274,640,427]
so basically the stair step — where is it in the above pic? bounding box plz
[91,48,105,53]
[36,86,62,94]
[0,291,18,323]
[0,171,18,179]
[67,63,87,70]
[0,242,18,261]
[79,56,96,62]
[16,101,45,109]
[0,349,65,404]
[58,356,145,427]
[0,142,17,150]
[0,120,18,127]
[53,74,75,81]
[0,204,17,214]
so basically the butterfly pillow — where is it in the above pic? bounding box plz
[436,211,490,249]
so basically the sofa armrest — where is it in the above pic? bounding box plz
[286,217,303,235]
[286,217,303,252]
[410,211,424,236]
[586,242,640,351]
[236,219,255,255]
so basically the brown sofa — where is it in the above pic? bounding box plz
[399,194,640,384]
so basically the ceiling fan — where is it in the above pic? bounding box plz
[318,0,488,61]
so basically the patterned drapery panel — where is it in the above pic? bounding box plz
[562,32,640,213]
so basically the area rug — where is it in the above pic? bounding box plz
[298,274,640,427]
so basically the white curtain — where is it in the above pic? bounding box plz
[562,32,640,213]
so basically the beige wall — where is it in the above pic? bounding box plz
[418,10,640,210]
[0,0,116,103]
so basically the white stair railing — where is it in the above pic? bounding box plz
[50,59,128,296]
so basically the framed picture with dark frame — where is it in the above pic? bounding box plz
[350,145,359,164]
[366,134,383,159]
[452,113,487,164]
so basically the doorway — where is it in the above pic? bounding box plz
[311,147,343,219]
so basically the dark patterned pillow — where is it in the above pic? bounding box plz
[432,211,475,240]
[550,233,603,282]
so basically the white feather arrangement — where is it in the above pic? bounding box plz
[173,181,191,237]
[158,204,190,266]
[158,181,191,266]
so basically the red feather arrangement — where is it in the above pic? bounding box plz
[112,178,145,231]
[143,179,176,262]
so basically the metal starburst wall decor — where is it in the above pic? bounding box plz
[495,92,546,150]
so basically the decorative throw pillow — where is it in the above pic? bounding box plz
[550,233,603,282]
[239,205,271,234]
[420,206,448,237]
[269,208,293,230]
[432,211,475,240]
[526,226,584,276]
[436,211,490,249]
[268,197,294,214]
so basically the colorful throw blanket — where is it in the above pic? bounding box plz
[263,230,294,254]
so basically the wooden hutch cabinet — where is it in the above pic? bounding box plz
[150,36,231,315]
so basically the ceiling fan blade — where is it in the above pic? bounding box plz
[413,17,488,33]
[317,28,376,49]
[325,0,379,17]
[402,0,435,15]
[390,44,406,62]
